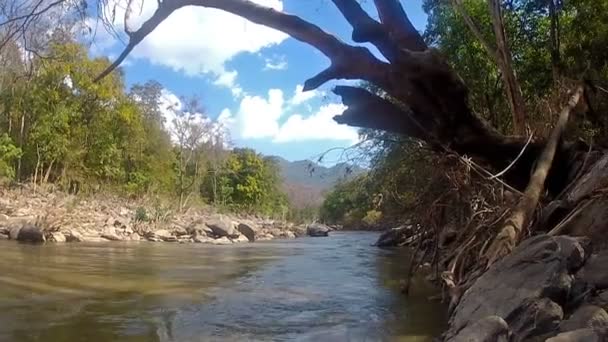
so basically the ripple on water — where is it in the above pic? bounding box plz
[0,232,446,341]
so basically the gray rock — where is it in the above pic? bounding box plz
[547,328,602,342]
[282,230,296,239]
[0,233,8,240]
[577,251,608,290]
[9,226,21,240]
[147,236,162,242]
[237,222,258,242]
[449,316,510,342]
[49,232,66,242]
[130,234,141,241]
[231,234,249,243]
[0,213,8,222]
[206,218,236,237]
[194,235,213,243]
[210,236,232,245]
[17,224,45,243]
[306,223,330,237]
[161,235,178,242]
[101,227,122,241]
[173,226,189,237]
[66,230,85,242]
[292,225,307,237]
[150,229,172,239]
[446,235,586,340]
[507,298,563,340]
[375,225,411,247]
[560,305,608,332]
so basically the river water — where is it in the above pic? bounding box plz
[0,231,446,341]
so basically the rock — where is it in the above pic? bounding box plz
[547,328,603,342]
[66,230,85,242]
[560,305,608,332]
[257,233,274,241]
[187,220,214,237]
[173,226,189,237]
[236,222,258,242]
[507,298,563,340]
[210,236,233,245]
[130,234,141,241]
[9,226,21,240]
[194,235,213,243]
[445,235,586,340]
[231,234,249,243]
[375,225,412,247]
[306,223,330,237]
[49,232,66,242]
[292,225,307,237]
[17,224,45,243]
[101,227,122,241]
[577,251,608,290]
[147,236,162,242]
[283,230,296,239]
[161,236,178,242]
[0,213,8,222]
[206,218,236,237]
[449,316,510,342]
[151,229,172,239]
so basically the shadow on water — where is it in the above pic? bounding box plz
[0,232,446,341]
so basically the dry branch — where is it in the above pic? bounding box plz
[485,85,585,266]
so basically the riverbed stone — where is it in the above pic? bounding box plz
[0,213,8,223]
[9,226,21,240]
[101,227,122,241]
[445,235,586,340]
[449,316,510,342]
[17,224,45,243]
[130,233,141,241]
[577,251,608,290]
[507,298,563,340]
[306,223,330,237]
[194,235,213,243]
[66,230,85,242]
[210,236,232,245]
[206,218,236,237]
[231,234,249,243]
[237,222,258,242]
[559,305,608,332]
[547,328,603,342]
[49,232,67,242]
[375,225,411,247]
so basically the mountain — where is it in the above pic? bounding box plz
[269,156,366,208]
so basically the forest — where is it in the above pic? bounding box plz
[0,37,289,217]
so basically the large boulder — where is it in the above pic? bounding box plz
[236,222,258,242]
[375,225,412,247]
[65,230,85,242]
[577,251,608,291]
[559,305,608,332]
[206,218,236,237]
[101,227,123,241]
[17,224,45,243]
[445,235,588,341]
[449,316,510,342]
[306,223,330,237]
[547,328,604,342]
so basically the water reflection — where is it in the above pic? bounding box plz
[0,232,445,341]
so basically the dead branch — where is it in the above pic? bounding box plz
[485,85,585,266]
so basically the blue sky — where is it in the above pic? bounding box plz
[89,0,428,163]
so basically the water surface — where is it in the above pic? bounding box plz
[0,231,446,341]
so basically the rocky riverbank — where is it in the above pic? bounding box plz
[0,187,308,244]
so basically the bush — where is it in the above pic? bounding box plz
[135,207,149,222]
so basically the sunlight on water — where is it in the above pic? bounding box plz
[0,232,446,341]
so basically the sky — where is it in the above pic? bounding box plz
[87,0,428,163]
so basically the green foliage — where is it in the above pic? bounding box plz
[0,133,21,180]
[135,207,149,222]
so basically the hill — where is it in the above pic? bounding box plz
[268,156,365,208]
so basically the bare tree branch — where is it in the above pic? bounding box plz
[372,0,426,51]
[330,0,398,61]
[97,0,389,89]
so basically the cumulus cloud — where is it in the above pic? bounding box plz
[290,84,320,106]
[264,55,288,70]
[90,0,288,91]
[220,87,357,144]
[273,104,358,143]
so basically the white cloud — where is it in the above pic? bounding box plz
[220,88,357,144]
[274,103,358,143]
[264,55,288,70]
[290,84,320,106]
[236,89,284,139]
[93,0,288,92]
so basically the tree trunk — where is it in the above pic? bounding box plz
[548,0,561,83]
[17,112,25,181]
[43,159,55,184]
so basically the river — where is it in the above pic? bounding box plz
[0,231,446,341]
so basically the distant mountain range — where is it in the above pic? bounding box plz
[269,156,366,208]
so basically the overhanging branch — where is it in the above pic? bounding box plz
[372,0,426,51]
[96,0,388,89]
